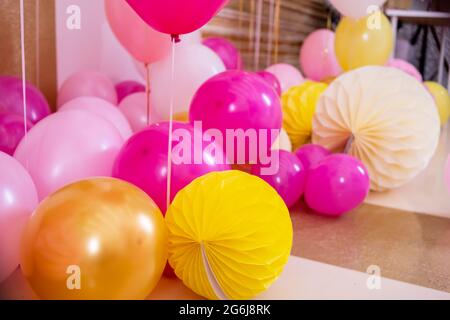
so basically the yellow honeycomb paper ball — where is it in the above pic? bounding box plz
[165,170,293,300]
[282,81,328,150]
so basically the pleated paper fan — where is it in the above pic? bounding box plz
[312,66,440,191]
[166,171,293,300]
[282,81,328,150]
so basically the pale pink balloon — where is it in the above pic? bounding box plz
[58,71,117,108]
[59,97,133,140]
[266,63,304,93]
[149,44,225,119]
[118,92,163,132]
[386,59,422,83]
[14,110,124,200]
[0,152,38,282]
[105,0,171,64]
[329,0,387,19]
[300,29,342,81]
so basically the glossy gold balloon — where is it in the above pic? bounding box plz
[20,178,168,300]
[335,13,393,71]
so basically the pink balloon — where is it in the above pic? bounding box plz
[386,59,422,82]
[105,0,171,64]
[295,144,331,171]
[113,122,230,213]
[59,97,133,140]
[300,29,342,81]
[118,92,163,132]
[0,112,33,156]
[14,110,124,200]
[0,152,38,282]
[189,71,282,165]
[115,81,146,103]
[202,37,243,70]
[149,44,225,119]
[126,0,228,37]
[266,63,304,93]
[57,71,117,108]
[305,154,370,217]
[251,150,306,208]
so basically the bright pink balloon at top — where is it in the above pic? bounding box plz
[105,0,171,64]
[305,154,370,217]
[266,63,304,93]
[300,29,341,81]
[57,71,118,108]
[0,152,38,282]
[126,0,228,38]
[295,144,331,171]
[113,122,230,213]
[386,59,422,83]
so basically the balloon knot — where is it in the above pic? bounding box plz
[171,34,181,43]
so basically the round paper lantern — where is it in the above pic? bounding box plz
[312,66,440,191]
[282,81,328,150]
[166,171,293,300]
[424,81,450,126]
[271,128,292,152]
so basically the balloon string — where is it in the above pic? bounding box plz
[273,0,281,64]
[238,0,244,31]
[266,0,275,68]
[248,0,255,53]
[35,0,40,88]
[166,39,176,213]
[145,63,150,125]
[254,0,263,70]
[20,0,28,143]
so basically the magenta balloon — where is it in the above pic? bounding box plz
[305,154,370,217]
[113,122,230,213]
[0,152,38,282]
[202,37,243,70]
[0,112,33,156]
[251,150,306,208]
[14,110,124,200]
[300,29,341,81]
[126,0,228,36]
[0,76,51,124]
[115,81,146,103]
[256,71,282,96]
[59,97,133,140]
[386,59,422,82]
[57,71,118,108]
[295,144,331,171]
[105,0,171,64]
[189,71,282,164]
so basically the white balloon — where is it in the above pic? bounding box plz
[148,44,225,120]
[328,0,387,19]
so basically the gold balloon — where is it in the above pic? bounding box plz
[335,12,393,71]
[20,178,168,300]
